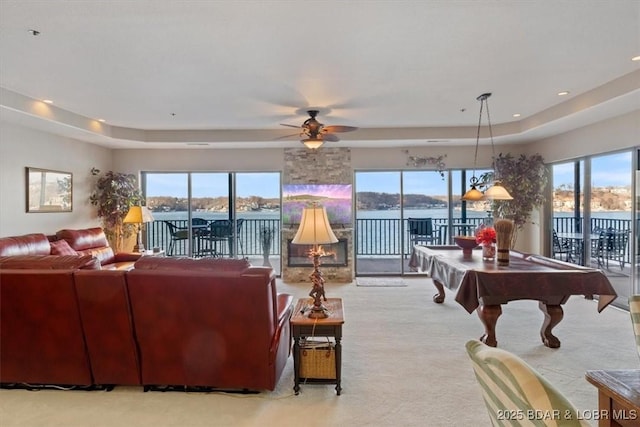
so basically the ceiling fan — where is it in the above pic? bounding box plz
[280,110,358,149]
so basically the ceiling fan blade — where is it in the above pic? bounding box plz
[324,125,358,133]
[280,123,302,129]
[274,132,301,140]
[322,133,340,142]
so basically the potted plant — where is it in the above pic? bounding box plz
[479,153,548,248]
[260,226,274,267]
[89,168,144,251]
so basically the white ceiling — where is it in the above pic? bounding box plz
[0,0,639,149]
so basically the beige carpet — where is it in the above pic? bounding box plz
[355,277,407,287]
[0,276,637,427]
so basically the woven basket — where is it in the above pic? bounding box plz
[300,340,336,379]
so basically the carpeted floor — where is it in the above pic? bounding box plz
[0,276,637,427]
[355,277,407,287]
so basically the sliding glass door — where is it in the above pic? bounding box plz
[551,151,633,309]
[355,170,451,275]
[143,171,281,269]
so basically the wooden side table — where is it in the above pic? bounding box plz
[291,298,344,395]
[585,370,640,427]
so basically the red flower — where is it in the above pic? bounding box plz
[475,226,496,245]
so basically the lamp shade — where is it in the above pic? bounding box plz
[123,206,154,224]
[484,182,514,200]
[461,186,485,201]
[302,138,324,149]
[292,206,338,245]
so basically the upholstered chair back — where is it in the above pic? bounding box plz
[466,340,590,426]
[629,295,640,360]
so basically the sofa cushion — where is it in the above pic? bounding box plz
[57,227,110,251]
[57,228,116,265]
[76,246,116,266]
[0,233,51,256]
[134,256,251,272]
[0,254,101,270]
[50,239,78,256]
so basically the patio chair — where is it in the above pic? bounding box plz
[593,228,629,270]
[407,218,436,246]
[630,295,640,360]
[552,229,573,263]
[605,229,630,270]
[163,221,188,256]
[198,219,244,258]
[465,339,590,426]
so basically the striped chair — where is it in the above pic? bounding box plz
[630,295,640,359]
[466,340,590,426]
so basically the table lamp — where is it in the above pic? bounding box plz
[123,205,154,252]
[292,204,338,318]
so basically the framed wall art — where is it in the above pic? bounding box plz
[25,167,73,212]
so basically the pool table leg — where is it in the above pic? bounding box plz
[539,302,563,348]
[477,304,502,347]
[432,279,446,303]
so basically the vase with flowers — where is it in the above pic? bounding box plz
[476,226,496,261]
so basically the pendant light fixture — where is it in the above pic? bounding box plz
[461,93,487,201]
[462,93,513,201]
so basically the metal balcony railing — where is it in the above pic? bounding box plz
[144,217,489,258]
[144,216,632,265]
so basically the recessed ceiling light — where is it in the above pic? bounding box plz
[557,91,570,96]
[42,99,53,104]
[98,119,106,123]
[632,55,640,62]
[512,113,521,118]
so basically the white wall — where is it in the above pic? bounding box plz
[0,121,112,236]
[524,110,639,161]
[113,148,285,175]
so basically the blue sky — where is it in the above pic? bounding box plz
[145,152,631,198]
[552,152,631,188]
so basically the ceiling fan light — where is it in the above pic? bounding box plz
[484,182,514,200]
[302,138,324,149]
[462,186,485,201]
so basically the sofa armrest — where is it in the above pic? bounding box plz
[277,293,294,324]
[269,293,294,362]
[113,252,143,262]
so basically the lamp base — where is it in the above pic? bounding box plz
[307,304,329,319]
[133,244,145,253]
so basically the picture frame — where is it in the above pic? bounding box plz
[25,167,73,212]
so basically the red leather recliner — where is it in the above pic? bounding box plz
[126,257,293,391]
[0,269,94,386]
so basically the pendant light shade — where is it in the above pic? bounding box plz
[462,186,485,201]
[462,176,484,201]
[484,180,513,200]
[462,92,513,201]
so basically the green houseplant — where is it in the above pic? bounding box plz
[89,168,144,251]
[479,153,548,248]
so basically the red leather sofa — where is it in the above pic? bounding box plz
[0,227,141,270]
[0,235,293,392]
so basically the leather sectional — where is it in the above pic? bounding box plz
[0,229,294,392]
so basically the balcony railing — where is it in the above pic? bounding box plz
[145,216,633,266]
[144,217,489,258]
